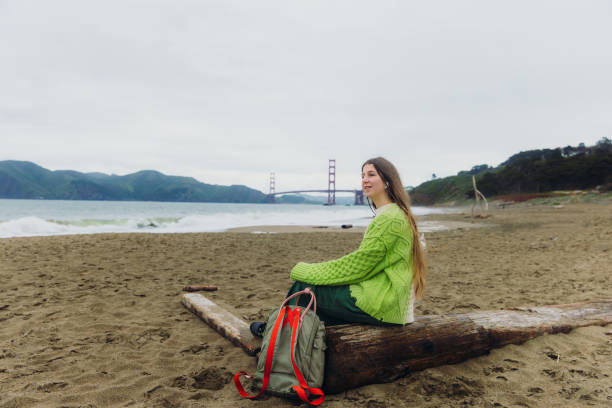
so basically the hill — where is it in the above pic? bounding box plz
[0,161,268,203]
[410,138,612,205]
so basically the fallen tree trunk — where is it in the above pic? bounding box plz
[324,300,612,393]
[181,295,611,393]
[181,293,261,356]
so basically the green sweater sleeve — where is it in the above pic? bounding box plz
[290,235,387,285]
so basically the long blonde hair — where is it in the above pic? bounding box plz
[362,157,426,298]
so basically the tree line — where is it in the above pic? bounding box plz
[475,138,611,197]
[409,138,611,205]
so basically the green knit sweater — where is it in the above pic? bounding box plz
[290,203,414,324]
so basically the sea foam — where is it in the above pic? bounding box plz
[0,200,454,238]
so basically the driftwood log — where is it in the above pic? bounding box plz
[471,175,489,218]
[324,300,612,393]
[182,285,219,292]
[181,295,612,393]
[181,293,261,356]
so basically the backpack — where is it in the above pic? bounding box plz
[234,287,326,405]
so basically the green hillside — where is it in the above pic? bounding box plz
[409,173,475,205]
[410,138,612,205]
[0,161,268,203]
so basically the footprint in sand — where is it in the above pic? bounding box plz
[363,399,386,408]
[170,375,189,389]
[543,347,561,361]
[191,367,232,390]
[568,368,599,379]
[528,387,544,395]
[559,386,581,400]
[417,372,485,398]
[180,344,209,354]
[168,367,233,392]
[133,328,170,348]
[188,391,213,401]
[483,359,522,376]
[34,382,68,392]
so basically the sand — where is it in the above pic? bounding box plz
[0,200,611,407]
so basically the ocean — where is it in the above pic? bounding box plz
[0,199,452,238]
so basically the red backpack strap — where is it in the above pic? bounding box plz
[287,308,325,406]
[234,306,287,399]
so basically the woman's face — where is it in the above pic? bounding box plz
[361,164,386,199]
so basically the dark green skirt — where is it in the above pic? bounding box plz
[286,281,390,326]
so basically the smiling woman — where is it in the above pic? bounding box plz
[358,157,427,300]
[361,162,391,207]
[250,157,427,336]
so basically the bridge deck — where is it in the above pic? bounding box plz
[269,189,360,195]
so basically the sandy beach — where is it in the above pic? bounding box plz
[1,200,611,407]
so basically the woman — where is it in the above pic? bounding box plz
[251,157,426,335]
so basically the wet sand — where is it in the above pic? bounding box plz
[0,200,611,407]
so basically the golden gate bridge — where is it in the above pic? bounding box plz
[267,159,364,205]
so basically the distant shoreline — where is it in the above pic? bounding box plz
[226,218,486,234]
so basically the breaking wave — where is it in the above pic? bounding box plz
[0,200,453,238]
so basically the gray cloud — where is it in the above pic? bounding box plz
[1,0,611,192]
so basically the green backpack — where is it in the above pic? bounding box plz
[234,288,326,405]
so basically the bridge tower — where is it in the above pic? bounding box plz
[268,172,276,203]
[328,159,336,205]
[354,190,364,205]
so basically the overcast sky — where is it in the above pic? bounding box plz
[2,1,611,194]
